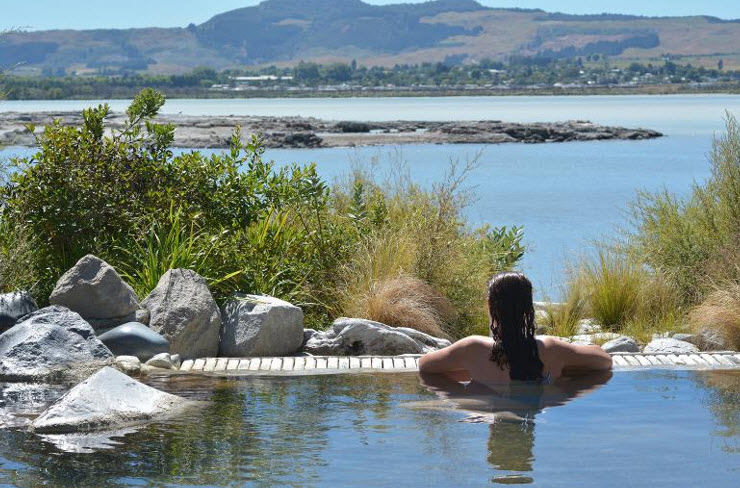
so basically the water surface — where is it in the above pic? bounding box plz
[1,369,740,487]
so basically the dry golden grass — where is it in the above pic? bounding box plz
[689,283,740,351]
[343,276,456,339]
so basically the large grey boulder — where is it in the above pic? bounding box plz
[49,255,139,328]
[31,367,197,434]
[303,318,452,356]
[142,269,221,360]
[643,338,699,355]
[0,306,113,382]
[601,336,640,353]
[0,291,38,334]
[98,322,169,362]
[219,294,304,357]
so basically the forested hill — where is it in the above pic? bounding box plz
[2,0,740,75]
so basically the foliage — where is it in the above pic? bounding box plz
[550,247,684,341]
[334,154,526,338]
[539,269,588,338]
[0,89,524,335]
[345,276,455,339]
[581,249,643,330]
[0,89,343,307]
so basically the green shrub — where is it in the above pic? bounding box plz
[0,89,339,304]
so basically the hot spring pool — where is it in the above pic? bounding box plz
[1,369,740,487]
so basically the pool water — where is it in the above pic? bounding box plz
[2,369,740,487]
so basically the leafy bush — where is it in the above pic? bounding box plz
[0,89,336,303]
[0,90,525,335]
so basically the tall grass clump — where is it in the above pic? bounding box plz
[582,248,643,330]
[541,272,588,338]
[553,246,684,340]
[333,155,525,339]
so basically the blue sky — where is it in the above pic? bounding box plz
[4,1,740,31]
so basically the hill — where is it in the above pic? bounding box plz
[2,0,740,75]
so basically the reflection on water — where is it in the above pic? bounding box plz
[1,370,740,486]
[416,371,612,484]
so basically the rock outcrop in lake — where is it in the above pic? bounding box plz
[0,112,663,149]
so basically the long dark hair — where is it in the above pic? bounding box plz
[487,272,544,381]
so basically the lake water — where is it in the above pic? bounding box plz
[2,369,740,486]
[3,94,740,297]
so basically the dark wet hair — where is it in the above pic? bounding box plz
[487,272,544,381]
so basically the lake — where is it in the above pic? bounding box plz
[2,94,740,298]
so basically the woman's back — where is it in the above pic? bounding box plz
[418,335,612,384]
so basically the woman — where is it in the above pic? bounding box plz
[418,272,612,383]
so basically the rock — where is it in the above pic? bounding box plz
[113,355,141,376]
[145,353,174,369]
[30,367,195,434]
[601,336,640,353]
[643,338,699,355]
[0,291,38,333]
[571,332,620,343]
[219,294,304,357]
[135,308,150,326]
[577,318,601,335]
[170,354,181,369]
[49,255,139,328]
[97,322,169,362]
[303,318,450,356]
[142,269,221,360]
[0,306,113,382]
[682,329,730,351]
[302,328,318,346]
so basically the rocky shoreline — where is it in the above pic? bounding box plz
[0,111,663,149]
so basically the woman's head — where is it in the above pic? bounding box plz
[487,272,543,381]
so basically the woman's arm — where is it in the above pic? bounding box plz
[418,336,481,375]
[543,338,613,373]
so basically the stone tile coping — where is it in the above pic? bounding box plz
[176,352,740,376]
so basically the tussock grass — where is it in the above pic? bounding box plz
[344,276,455,339]
[582,249,643,330]
[688,284,740,351]
[335,152,524,339]
[555,247,684,340]
[540,277,588,338]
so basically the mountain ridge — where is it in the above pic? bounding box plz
[2,0,740,74]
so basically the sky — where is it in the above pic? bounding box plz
[3,1,740,31]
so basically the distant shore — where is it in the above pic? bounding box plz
[2,83,738,102]
[0,112,663,149]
